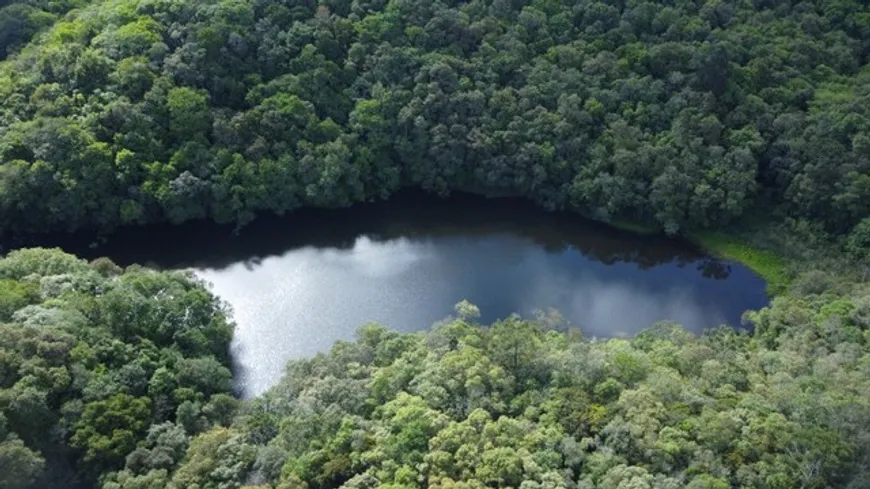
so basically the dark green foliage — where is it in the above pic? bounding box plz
[1,0,869,485]
[0,0,868,237]
[0,434,45,489]
[70,394,152,472]
[0,0,85,59]
[846,218,870,262]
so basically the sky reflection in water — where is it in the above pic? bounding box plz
[196,231,764,397]
[33,191,769,397]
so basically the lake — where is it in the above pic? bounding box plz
[35,191,769,397]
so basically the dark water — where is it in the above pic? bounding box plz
[31,191,769,397]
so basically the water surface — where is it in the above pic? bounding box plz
[39,192,769,397]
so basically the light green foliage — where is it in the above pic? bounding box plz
[0,279,39,321]
[694,231,790,294]
[2,247,870,489]
[0,247,91,279]
[0,248,236,487]
[170,427,257,489]
[101,468,171,489]
[226,289,870,489]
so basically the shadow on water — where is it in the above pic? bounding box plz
[25,190,730,279]
[10,190,768,397]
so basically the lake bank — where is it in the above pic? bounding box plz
[16,191,769,397]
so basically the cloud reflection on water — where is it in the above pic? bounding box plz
[198,234,757,397]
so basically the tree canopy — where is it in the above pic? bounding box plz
[3,248,870,489]
[0,0,867,242]
[2,0,870,486]
[0,0,87,59]
[0,248,235,488]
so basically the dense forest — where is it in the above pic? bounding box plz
[0,248,237,489]
[3,0,870,487]
[2,248,870,489]
[0,0,868,243]
[0,0,87,59]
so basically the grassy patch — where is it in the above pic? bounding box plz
[693,231,790,296]
[607,218,660,235]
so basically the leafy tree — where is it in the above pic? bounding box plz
[0,249,237,487]
[166,87,213,145]
[0,434,45,489]
[70,394,152,472]
[170,427,257,489]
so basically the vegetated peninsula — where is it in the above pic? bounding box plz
[1,247,869,489]
[1,0,869,488]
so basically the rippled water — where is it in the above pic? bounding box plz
[39,191,769,397]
